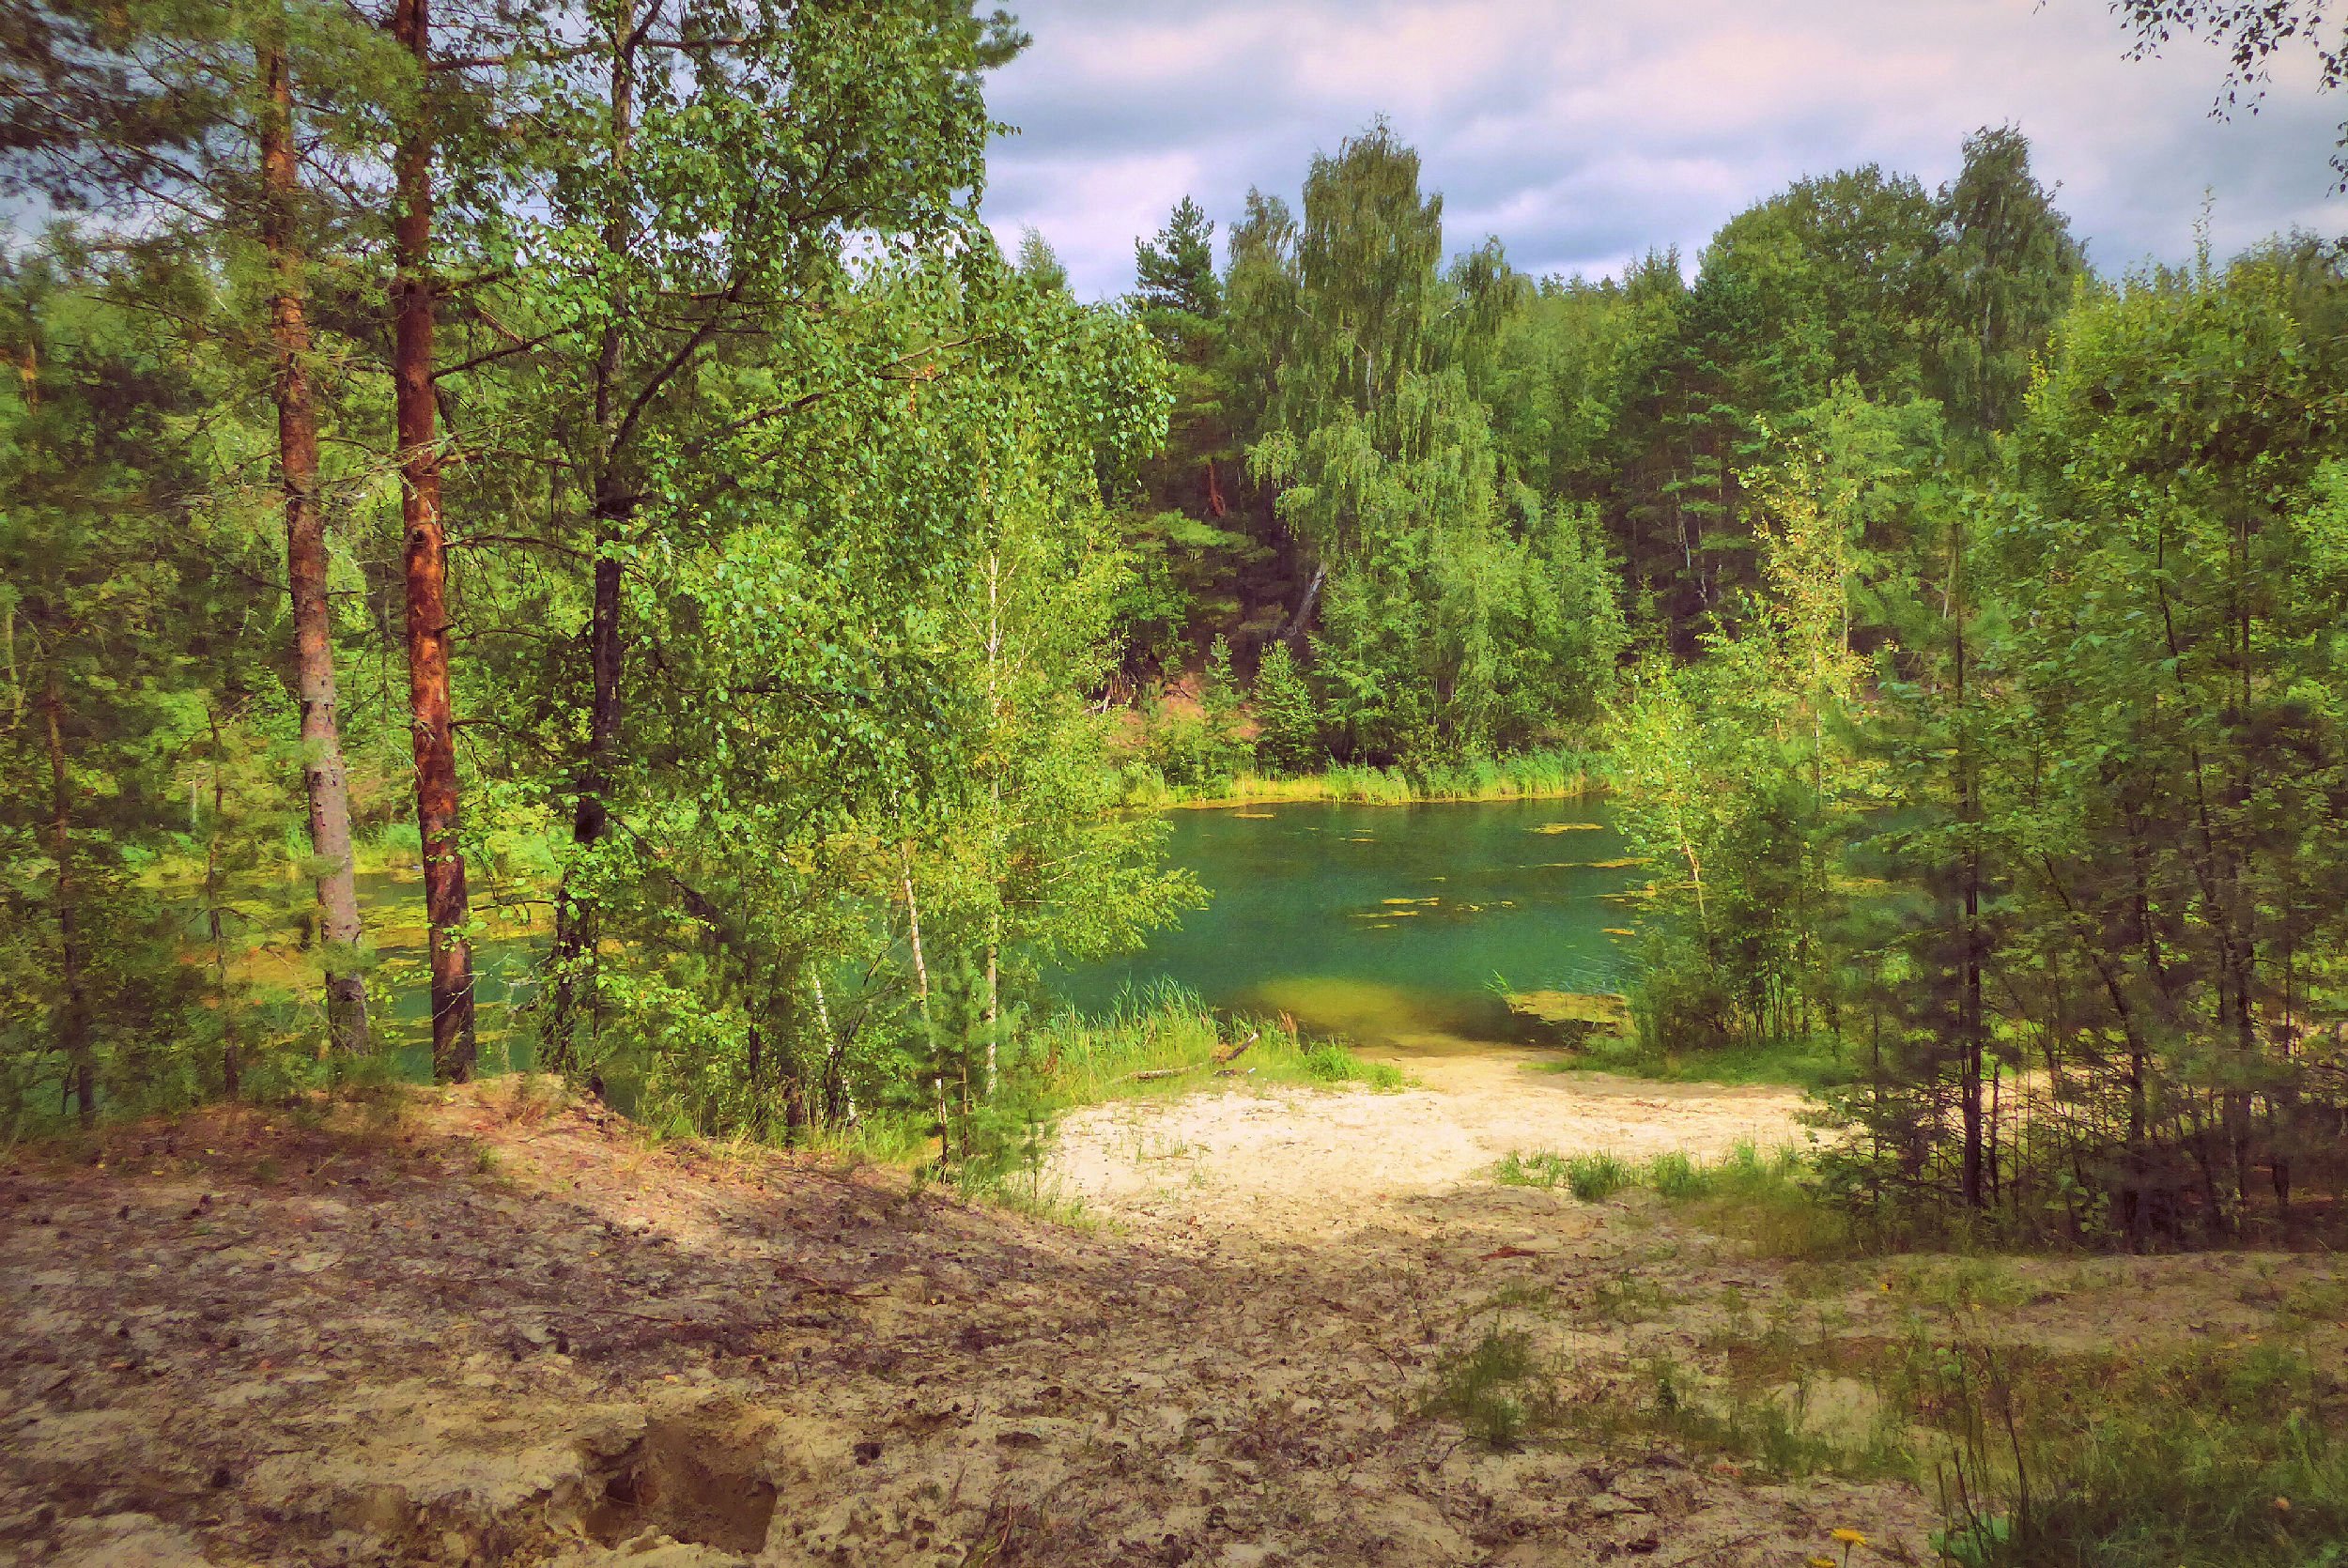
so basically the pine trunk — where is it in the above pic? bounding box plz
[392,0,476,1081]
[44,675,94,1126]
[260,34,370,1056]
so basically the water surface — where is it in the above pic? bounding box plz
[1058,797,1643,1052]
[346,797,1645,1068]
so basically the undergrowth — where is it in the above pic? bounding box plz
[1925,1337,2348,1567]
[1469,1138,2348,1564]
[1492,1141,1854,1251]
[1421,1326,1564,1451]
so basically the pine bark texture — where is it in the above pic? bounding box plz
[391,0,476,1081]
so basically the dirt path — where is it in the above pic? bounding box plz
[3,1070,2334,1567]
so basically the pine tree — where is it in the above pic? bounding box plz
[1250,640,1321,775]
[1136,196,1220,319]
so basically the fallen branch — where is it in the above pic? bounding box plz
[1130,1068,1183,1082]
[1213,1030,1261,1066]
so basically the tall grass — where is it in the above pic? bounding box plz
[1533,1029,1859,1090]
[1122,747,1610,809]
[1010,981,1402,1101]
[1493,1149,1634,1201]
[1475,1145,2348,1562]
[1926,1339,2348,1567]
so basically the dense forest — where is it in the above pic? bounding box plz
[4,0,2345,1255]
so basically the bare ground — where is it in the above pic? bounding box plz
[2,1061,2339,1567]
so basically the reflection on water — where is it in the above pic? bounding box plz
[1057,797,1643,1050]
[355,872,545,1079]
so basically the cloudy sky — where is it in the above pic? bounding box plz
[980,0,2340,300]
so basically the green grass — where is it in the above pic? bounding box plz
[1012,984,1408,1104]
[1300,1040,1406,1089]
[1552,1296,2348,1566]
[1123,747,1608,809]
[1495,1142,2348,1564]
[1493,1149,1635,1202]
[1532,1029,1858,1090]
[1916,1335,2348,1567]
[1491,1141,1861,1256]
[1633,1349,1909,1482]
[1421,1327,1563,1451]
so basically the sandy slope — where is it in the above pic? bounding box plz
[1051,1051,1811,1244]
[3,1068,2334,1567]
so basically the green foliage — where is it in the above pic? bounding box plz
[1928,1340,2348,1568]
[1248,639,1322,775]
[8,8,2348,1283]
[1119,746,1603,808]
[1492,1149,1632,1201]
[0,3,1203,1147]
[1298,1039,1404,1089]
[1135,195,1219,321]
[1926,126,2086,437]
[1013,227,1071,296]
[0,254,317,1133]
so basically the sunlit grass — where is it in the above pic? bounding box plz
[1122,747,1609,808]
[1533,1029,1858,1090]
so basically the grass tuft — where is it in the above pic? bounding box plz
[1422,1328,1561,1451]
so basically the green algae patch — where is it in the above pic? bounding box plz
[1506,989,1633,1043]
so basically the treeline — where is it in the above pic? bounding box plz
[1612,241,2348,1247]
[7,0,2344,1245]
[0,0,1194,1150]
[1117,125,2348,1242]
[1102,122,2075,781]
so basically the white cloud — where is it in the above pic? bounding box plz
[983,0,2342,298]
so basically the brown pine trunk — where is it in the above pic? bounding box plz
[392,0,475,1082]
[43,675,94,1127]
[260,34,370,1056]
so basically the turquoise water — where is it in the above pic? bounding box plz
[348,798,1645,1066]
[1057,797,1644,1050]
[355,871,543,1078]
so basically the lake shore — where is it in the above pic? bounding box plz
[1127,749,1609,810]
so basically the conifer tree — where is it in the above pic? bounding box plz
[1250,640,1321,776]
